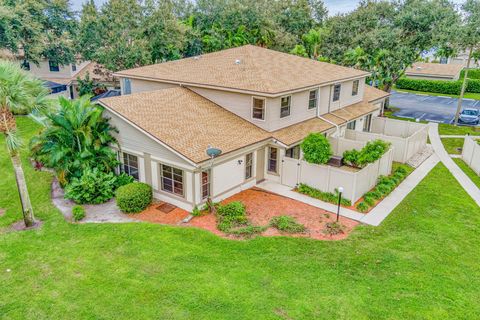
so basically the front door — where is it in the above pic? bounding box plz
[256,147,265,183]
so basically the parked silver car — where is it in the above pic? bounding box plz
[459,108,480,125]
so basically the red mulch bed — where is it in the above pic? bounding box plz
[187,188,358,241]
[133,202,190,225]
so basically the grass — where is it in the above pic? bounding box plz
[394,86,480,100]
[438,123,480,136]
[453,158,480,189]
[440,138,465,154]
[1,117,480,319]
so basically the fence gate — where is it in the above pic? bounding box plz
[281,157,300,187]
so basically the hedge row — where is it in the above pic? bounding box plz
[460,68,480,80]
[396,77,480,95]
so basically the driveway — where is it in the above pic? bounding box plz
[389,90,480,125]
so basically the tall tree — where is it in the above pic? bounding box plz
[0,0,77,65]
[0,61,50,227]
[76,0,102,61]
[454,0,480,125]
[93,0,150,71]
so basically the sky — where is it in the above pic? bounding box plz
[70,0,366,15]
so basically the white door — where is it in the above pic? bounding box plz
[281,157,300,187]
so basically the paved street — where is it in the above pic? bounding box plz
[390,90,480,125]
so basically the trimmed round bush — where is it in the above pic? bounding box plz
[301,133,332,164]
[116,182,152,213]
[72,205,85,222]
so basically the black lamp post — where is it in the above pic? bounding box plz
[336,187,344,222]
[205,146,222,213]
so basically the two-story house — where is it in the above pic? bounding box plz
[13,54,117,99]
[98,45,389,211]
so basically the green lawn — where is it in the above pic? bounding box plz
[1,117,480,319]
[394,86,480,100]
[440,138,465,154]
[453,158,480,189]
[438,123,480,136]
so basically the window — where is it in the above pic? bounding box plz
[161,164,184,197]
[252,98,265,120]
[71,64,77,72]
[347,120,356,130]
[333,84,341,102]
[280,96,291,118]
[121,152,139,180]
[201,170,210,200]
[123,78,132,95]
[245,153,253,179]
[268,147,278,173]
[308,89,318,109]
[48,60,59,72]
[21,60,30,71]
[285,145,300,159]
[352,80,359,96]
[363,114,372,132]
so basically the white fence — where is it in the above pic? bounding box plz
[462,136,480,175]
[283,147,394,203]
[344,117,428,163]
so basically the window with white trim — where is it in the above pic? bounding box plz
[121,152,139,180]
[49,60,59,72]
[333,84,341,102]
[268,147,278,173]
[308,89,318,109]
[352,80,359,96]
[71,64,77,72]
[161,164,184,197]
[245,153,253,179]
[123,78,132,95]
[280,96,291,118]
[363,114,372,132]
[347,120,356,130]
[252,98,265,120]
[285,145,300,159]
[201,170,210,200]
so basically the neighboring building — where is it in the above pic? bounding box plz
[405,62,463,81]
[448,51,480,69]
[99,45,390,211]
[24,59,118,99]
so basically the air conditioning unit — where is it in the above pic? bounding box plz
[328,155,343,167]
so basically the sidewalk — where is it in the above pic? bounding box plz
[439,135,480,139]
[428,123,480,207]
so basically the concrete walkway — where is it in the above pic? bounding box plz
[259,152,439,226]
[439,135,480,139]
[428,123,480,207]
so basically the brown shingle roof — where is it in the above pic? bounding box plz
[115,45,369,95]
[405,62,463,78]
[364,85,390,102]
[272,118,335,146]
[99,87,270,163]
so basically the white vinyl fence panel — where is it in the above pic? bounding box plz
[345,117,428,163]
[291,148,394,203]
[462,136,480,175]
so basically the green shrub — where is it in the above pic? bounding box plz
[64,167,117,204]
[216,201,249,232]
[270,215,306,233]
[301,133,332,164]
[396,77,480,95]
[363,195,375,207]
[229,225,267,237]
[72,205,85,221]
[323,221,346,235]
[356,202,369,213]
[192,205,202,217]
[114,173,134,189]
[297,183,352,206]
[343,140,390,168]
[116,182,152,213]
[461,69,480,80]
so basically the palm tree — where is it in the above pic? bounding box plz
[30,95,119,185]
[0,60,50,227]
